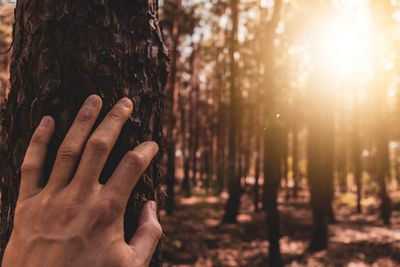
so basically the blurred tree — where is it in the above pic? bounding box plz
[222,0,241,223]
[375,115,392,224]
[371,0,394,225]
[307,79,335,251]
[163,0,182,215]
[261,0,283,265]
[351,97,362,213]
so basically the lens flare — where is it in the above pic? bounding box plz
[313,15,372,78]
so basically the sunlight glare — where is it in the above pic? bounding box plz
[314,16,372,78]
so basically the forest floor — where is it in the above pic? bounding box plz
[160,186,400,267]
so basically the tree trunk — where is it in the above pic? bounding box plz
[181,43,198,197]
[222,0,241,224]
[337,110,348,193]
[351,104,362,213]
[215,52,226,196]
[307,89,334,251]
[253,129,261,211]
[0,1,168,265]
[292,122,300,198]
[282,126,289,199]
[243,105,252,181]
[264,122,283,266]
[180,92,192,195]
[189,45,200,188]
[260,0,283,264]
[165,0,181,215]
[376,119,392,224]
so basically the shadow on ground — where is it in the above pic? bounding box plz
[161,189,400,267]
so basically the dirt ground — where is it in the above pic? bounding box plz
[160,189,400,267]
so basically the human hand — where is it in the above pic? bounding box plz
[2,95,161,267]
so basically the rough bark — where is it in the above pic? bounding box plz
[0,1,168,265]
[0,3,13,102]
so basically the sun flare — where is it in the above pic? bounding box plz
[313,15,372,78]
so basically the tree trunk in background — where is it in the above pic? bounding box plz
[180,88,191,196]
[203,136,212,191]
[307,89,334,251]
[215,51,226,195]
[396,159,400,189]
[264,121,283,266]
[327,119,336,224]
[0,1,168,264]
[351,104,362,213]
[282,127,289,199]
[223,0,241,224]
[243,105,252,181]
[202,99,213,191]
[337,109,348,193]
[190,45,200,188]
[371,0,393,226]
[261,0,282,264]
[376,119,392,224]
[181,44,198,197]
[253,127,262,211]
[165,0,181,215]
[191,85,200,186]
[292,122,300,198]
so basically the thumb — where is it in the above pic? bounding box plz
[128,201,162,265]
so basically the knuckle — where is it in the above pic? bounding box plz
[30,130,46,144]
[125,151,146,169]
[59,200,80,223]
[87,136,110,154]
[38,196,51,210]
[14,202,28,217]
[20,163,38,176]
[57,145,80,161]
[92,198,121,222]
[76,108,95,123]
[109,106,127,120]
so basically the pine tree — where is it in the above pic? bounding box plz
[0,1,168,265]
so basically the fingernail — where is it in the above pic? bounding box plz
[120,98,133,108]
[148,201,157,212]
[40,116,51,127]
[85,95,98,107]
